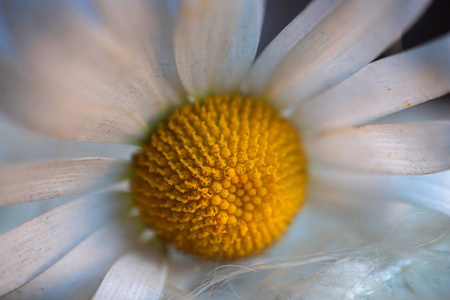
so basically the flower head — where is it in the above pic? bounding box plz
[1,0,450,299]
[132,94,306,259]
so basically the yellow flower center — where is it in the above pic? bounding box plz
[131,94,306,260]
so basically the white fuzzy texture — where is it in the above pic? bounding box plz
[187,202,450,299]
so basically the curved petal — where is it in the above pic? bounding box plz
[305,122,450,175]
[0,192,130,297]
[94,0,183,104]
[213,0,265,93]
[248,0,345,94]
[3,221,138,300]
[93,247,168,300]
[293,34,450,133]
[310,164,450,216]
[0,1,167,142]
[265,0,430,109]
[174,0,241,97]
[0,158,128,207]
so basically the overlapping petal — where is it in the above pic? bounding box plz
[3,221,138,300]
[94,0,183,104]
[0,0,173,143]
[265,0,430,109]
[293,34,450,133]
[306,122,450,174]
[0,192,130,297]
[310,164,450,216]
[248,0,345,94]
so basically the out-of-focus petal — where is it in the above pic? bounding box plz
[265,0,430,109]
[0,1,171,142]
[0,158,128,207]
[293,34,450,133]
[305,122,450,174]
[0,192,130,297]
[310,164,450,216]
[174,0,241,98]
[213,0,265,93]
[94,0,183,104]
[3,221,139,300]
[93,246,168,300]
[0,58,148,143]
[248,0,345,94]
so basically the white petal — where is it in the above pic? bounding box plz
[3,221,139,300]
[174,0,241,97]
[93,247,168,300]
[310,164,450,216]
[294,34,450,133]
[213,0,265,93]
[0,158,128,207]
[305,122,450,174]
[0,116,136,164]
[94,0,183,104]
[0,192,129,297]
[0,59,148,143]
[373,96,450,124]
[248,0,345,94]
[0,2,166,142]
[265,0,430,109]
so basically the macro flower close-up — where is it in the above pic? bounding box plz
[1,0,450,299]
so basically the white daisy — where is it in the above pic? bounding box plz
[1,0,450,299]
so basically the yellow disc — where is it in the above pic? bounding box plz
[132,94,306,260]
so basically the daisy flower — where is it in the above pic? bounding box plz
[1,0,450,299]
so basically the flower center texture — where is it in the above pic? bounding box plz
[131,94,306,260]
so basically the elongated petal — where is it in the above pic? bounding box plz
[0,192,129,297]
[294,34,450,133]
[174,0,241,97]
[214,0,265,93]
[0,158,128,207]
[266,0,430,109]
[0,1,166,142]
[0,115,135,164]
[93,247,168,300]
[94,0,183,104]
[305,122,450,174]
[3,221,138,300]
[0,59,148,143]
[248,0,345,94]
[310,164,450,216]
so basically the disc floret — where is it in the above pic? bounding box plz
[132,94,306,260]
